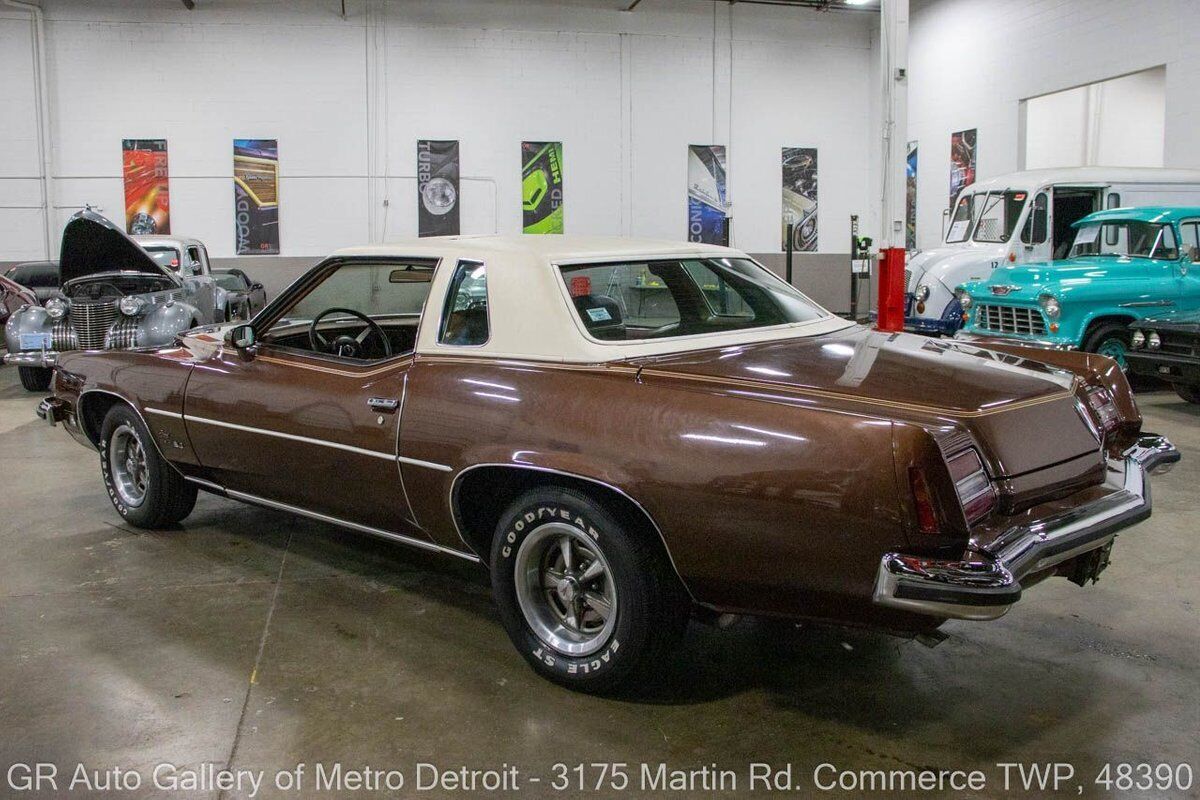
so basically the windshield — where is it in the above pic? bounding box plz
[946,194,981,243]
[972,191,1027,242]
[143,246,181,270]
[1070,221,1179,260]
[559,257,827,342]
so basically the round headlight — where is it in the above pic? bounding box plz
[119,296,146,317]
[1130,330,1145,349]
[1039,294,1061,319]
[915,284,931,303]
[44,297,69,320]
[1148,331,1161,350]
[955,289,973,310]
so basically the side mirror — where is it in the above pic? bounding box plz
[227,324,256,351]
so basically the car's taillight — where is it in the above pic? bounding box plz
[947,448,996,524]
[909,466,939,535]
[1085,387,1120,435]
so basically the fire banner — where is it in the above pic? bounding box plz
[522,141,564,234]
[687,145,728,246]
[233,139,280,255]
[417,140,461,237]
[950,128,976,206]
[781,147,817,252]
[906,140,918,250]
[122,139,170,235]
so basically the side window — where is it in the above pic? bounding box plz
[186,246,202,270]
[1020,192,1048,245]
[1105,193,1121,245]
[683,260,754,318]
[1182,222,1200,262]
[439,260,489,346]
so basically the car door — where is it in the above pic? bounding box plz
[182,244,217,322]
[183,257,437,537]
[1177,220,1200,312]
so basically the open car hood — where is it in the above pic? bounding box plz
[59,210,176,285]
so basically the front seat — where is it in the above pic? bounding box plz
[572,294,626,340]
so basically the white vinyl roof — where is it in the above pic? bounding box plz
[332,235,852,363]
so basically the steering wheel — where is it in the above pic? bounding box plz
[308,307,392,359]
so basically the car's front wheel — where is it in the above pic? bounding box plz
[99,404,197,528]
[1175,384,1200,404]
[490,486,688,693]
[1084,322,1131,369]
[17,366,52,391]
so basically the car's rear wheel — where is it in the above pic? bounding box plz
[100,404,197,528]
[1084,322,1132,369]
[490,486,688,693]
[1175,384,1200,404]
[17,366,52,392]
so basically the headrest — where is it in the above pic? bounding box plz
[572,294,624,339]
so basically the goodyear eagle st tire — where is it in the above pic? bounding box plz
[99,404,197,528]
[490,486,688,693]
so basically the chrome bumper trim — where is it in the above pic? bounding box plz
[951,331,1076,350]
[873,434,1178,621]
[4,349,59,367]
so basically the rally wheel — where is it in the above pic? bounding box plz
[490,486,688,693]
[99,404,197,528]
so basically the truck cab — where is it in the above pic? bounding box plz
[906,167,1200,335]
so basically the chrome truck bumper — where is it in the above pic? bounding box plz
[873,434,1179,621]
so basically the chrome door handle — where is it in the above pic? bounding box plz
[367,397,399,413]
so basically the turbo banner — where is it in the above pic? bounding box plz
[781,147,817,252]
[233,139,280,255]
[417,140,460,237]
[906,140,918,250]
[950,128,977,206]
[687,145,728,246]
[122,139,170,235]
[522,141,564,234]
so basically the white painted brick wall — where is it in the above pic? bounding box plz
[907,0,1200,250]
[0,0,877,261]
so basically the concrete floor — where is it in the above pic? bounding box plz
[0,365,1196,799]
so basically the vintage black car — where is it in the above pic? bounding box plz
[1128,312,1200,403]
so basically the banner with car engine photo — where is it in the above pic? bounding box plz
[417,140,460,237]
[688,145,728,246]
[233,139,280,255]
[906,140,918,250]
[522,141,564,234]
[949,128,976,206]
[122,139,170,235]
[781,147,817,252]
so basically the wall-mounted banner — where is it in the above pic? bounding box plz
[522,141,564,234]
[688,145,728,245]
[122,139,170,235]
[906,140,918,250]
[781,147,818,252]
[949,128,976,206]
[233,139,280,255]
[417,140,460,237]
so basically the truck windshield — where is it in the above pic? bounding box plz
[945,194,980,243]
[1070,221,1179,260]
[972,191,1027,243]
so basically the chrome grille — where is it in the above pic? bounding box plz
[976,304,1047,336]
[51,319,77,351]
[69,300,119,350]
[105,318,139,349]
[904,269,913,291]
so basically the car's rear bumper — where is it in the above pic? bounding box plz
[4,349,58,367]
[872,434,1179,621]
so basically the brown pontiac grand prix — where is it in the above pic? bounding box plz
[37,218,1179,692]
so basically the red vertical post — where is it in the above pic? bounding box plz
[876,247,906,332]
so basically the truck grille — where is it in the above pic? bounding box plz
[69,300,119,350]
[976,304,1047,336]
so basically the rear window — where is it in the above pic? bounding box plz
[558,257,826,342]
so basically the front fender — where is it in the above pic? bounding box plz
[138,302,202,347]
[5,306,53,351]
